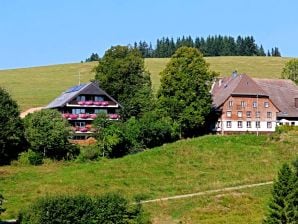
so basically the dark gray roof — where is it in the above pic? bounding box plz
[254,79,298,118]
[46,82,122,109]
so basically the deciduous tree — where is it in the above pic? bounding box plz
[94,46,153,120]
[0,87,26,165]
[281,59,298,84]
[157,47,217,137]
[23,109,78,160]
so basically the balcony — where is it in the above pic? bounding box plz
[67,100,117,107]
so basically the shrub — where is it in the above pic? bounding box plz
[19,193,150,224]
[0,194,5,217]
[18,150,43,165]
[76,144,101,162]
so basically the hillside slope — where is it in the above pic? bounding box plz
[0,133,297,223]
[0,57,292,110]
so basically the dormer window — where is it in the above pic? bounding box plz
[95,96,104,101]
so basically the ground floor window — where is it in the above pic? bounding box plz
[246,121,251,128]
[227,121,232,128]
[237,121,242,128]
[256,121,261,128]
[267,122,272,128]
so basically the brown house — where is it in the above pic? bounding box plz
[211,73,298,134]
[46,82,122,139]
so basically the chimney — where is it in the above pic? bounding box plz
[232,70,238,79]
[219,79,222,87]
[295,98,298,108]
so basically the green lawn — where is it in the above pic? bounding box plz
[0,134,297,222]
[0,57,292,111]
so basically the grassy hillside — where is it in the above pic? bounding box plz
[0,57,292,111]
[0,133,297,223]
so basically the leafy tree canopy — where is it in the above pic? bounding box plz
[0,87,26,165]
[23,109,78,160]
[157,47,217,137]
[94,45,153,120]
[281,59,298,84]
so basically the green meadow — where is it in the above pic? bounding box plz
[1,132,297,223]
[0,56,292,111]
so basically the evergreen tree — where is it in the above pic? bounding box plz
[157,47,217,137]
[263,163,295,224]
[258,45,266,56]
[267,50,271,57]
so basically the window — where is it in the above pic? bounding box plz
[76,95,86,101]
[74,121,86,127]
[237,121,243,128]
[253,101,257,108]
[291,122,295,126]
[246,121,251,128]
[94,109,107,114]
[216,121,221,128]
[228,101,233,108]
[246,111,251,118]
[256,111,260,118]
[256,121,261,128]
[72,108,85,114]
[264,102,269,108]
[267,122,272,129]
[94,96,104,101]
[226,111,232,117]
[267,112,272,118]
[240,101,246,108]
[227,121,232,128]
[237,111,242,118]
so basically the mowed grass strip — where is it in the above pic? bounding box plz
[0,57,292,111]
[144,184,271,224]
[0,134,297,219]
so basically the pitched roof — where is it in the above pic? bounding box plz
[254,79,298,117]
[211,74,267,108]
[46,82,122,109]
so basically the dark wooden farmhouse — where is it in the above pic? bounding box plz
[46,82,122,139]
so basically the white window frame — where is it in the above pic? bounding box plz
[227,121,232,128]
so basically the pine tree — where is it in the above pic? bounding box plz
[263,163,294,224]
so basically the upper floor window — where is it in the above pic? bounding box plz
[226,111,232,117]
[246,111,251,118]
[237,111,243,118]
[264,102,269,108]
[240,101,246,108]
[76,95,86,101]
[256,111,260,118]
[95,109,107,114]
[94,96,104,101]
[72,108,85,114]
[253,101,257,108]
[267,112,272,118]
[228,101,233,108]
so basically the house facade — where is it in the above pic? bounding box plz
[46,82,122,139]
[211,73,298,134]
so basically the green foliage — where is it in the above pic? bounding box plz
[281,59,298,84]
[263,158,298,224]
[94,45,153,119]
[76,144,101,162]
[18,150,43,166]
[19,193,149,224]
[23,109,79,160]
[157,47,217,137]
[0,194,5,217]
[0,87,27,165]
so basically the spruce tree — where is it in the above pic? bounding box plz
[263,163,294,224]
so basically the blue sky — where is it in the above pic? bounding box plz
[0,0,297,69]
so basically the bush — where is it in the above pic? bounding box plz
[18,150,43,165]
[19,193,150,224]
[76,144,101,162]
[0,194,5,217]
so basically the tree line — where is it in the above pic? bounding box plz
[85,35,281,61]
